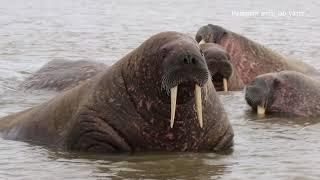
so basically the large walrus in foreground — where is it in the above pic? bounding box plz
[20,59,107,91]
[245,71,320,117]
[0,32,234,153]
[196,24,319,85]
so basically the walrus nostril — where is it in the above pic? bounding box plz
[191,57,196,64]
[184,57,190,64]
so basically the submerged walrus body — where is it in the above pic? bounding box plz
[245,71,320,117]
[20,59,107,91]
[196,24,319,85]
[0,32,234,153]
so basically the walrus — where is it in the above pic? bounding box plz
[196,24,319,85]
[200,43,244,91]
[20,59,107,91]
[245,71,320,117]
[0,32,234,153]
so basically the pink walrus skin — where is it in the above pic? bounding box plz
[196,24,319,86]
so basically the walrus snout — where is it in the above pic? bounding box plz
[245,78,270,115]
[161,52,210,91]
[161,51,210,129]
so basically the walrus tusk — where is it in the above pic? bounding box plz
[195,84,203,128]
[199,39,206,45]
[223,78,228,92]
[170,86,178,128]
[257,105,266,115]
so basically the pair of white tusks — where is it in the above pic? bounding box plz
[170,85,203,128]
[257,105,266,115]
[199,39,228,92]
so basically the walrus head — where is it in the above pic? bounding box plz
[200,43,233,92]
[115,32,233,151]
[245,71,319,117]
[245,75,274,116]
[123,32,211,129]
[196,24,227,44]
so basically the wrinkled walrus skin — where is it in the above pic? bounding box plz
[0,32,234,153]
[20,59,107,91]
[196,24,320,85]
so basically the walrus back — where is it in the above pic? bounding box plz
[0,73,98,146]
[20,59,107,91]
[223,32,319,83]
[285,59,320,76]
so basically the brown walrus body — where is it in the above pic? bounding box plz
[20,59,107,91]
[245,71,320,117]
[196,24,319,85]
[0,32,234,153]
[200,43,244,91]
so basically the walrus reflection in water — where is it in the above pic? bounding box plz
[0,32,234,153]
[200,43,244,91]
[196,24,319,85]
[245,71,320,117]
[20,59,107,91]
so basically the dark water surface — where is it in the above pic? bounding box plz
[0,0,319,179]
